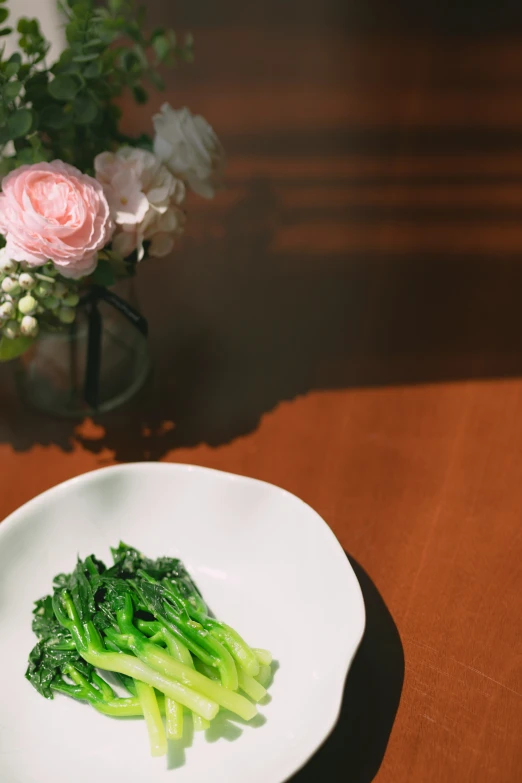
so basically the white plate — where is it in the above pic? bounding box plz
[0,463,365,783]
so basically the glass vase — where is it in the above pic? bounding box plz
[15,279,150,417]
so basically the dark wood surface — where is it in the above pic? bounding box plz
[1,2,522,781]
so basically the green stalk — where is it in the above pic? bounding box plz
[162,627,209,730]
[116,633,257,721]
[207,622,260,677]
[237,668,267,702]
[136,619,162,637]
[92,672,116,701]
[136,574,239,689]
[161,579,260,677]
[135,680,167,757]
[193,659,219,681]
[92,694,167,718]
[193,714,210,731]
[255,664,272,688]
[165,696,184,740]
[162,629,193,666]
[92,697,147,717]
[253,649,273,666]
[80,648,219,720]
[51,591,218,721]
[62,663,103,703]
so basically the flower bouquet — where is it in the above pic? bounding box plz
[0,0,224,415]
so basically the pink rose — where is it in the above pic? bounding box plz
[0,161,114,278]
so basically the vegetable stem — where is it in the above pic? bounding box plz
[165,697,184,740]
[81,649,219,720]
[125,634,257,720]
[135,680,168,757]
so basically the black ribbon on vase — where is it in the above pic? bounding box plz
[81,284,148,410]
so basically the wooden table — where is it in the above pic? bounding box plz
[1,2,521,781]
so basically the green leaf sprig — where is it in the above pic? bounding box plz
[0,0,193,174]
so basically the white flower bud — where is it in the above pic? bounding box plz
[19,272,36,291]
[20,315,39,337]
[35,281,53,298]
[42,295,59,310]
[0,301,15,319]
[18,295,37,315]
[1,277,20,294]
[53,282,68,298]
[58,306,76,324]
[0,253,17,275]
[62,292,80,307]
[3,319,19,339]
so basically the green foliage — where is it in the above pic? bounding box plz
[0,334,34,360]
[0,0,194,173]
[90,257,115,287]
[25,542,267,741]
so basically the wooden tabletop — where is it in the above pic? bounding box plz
[1,2,522,781]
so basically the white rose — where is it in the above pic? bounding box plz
[94,147,186,261]
[153,104,225,199]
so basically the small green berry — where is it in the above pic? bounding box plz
[54,282,68,298]
[62,292,80,307]
[58,306,76,324]
[18,295,37,315]
[42,295,59,311]
[3,319,19,339]
[35,281,53,298]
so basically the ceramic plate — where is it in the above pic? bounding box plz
[0,463,365,783]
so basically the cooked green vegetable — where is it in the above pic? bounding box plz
[25,543,273,759]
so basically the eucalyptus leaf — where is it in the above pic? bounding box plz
[132,85,148,104]
[153,35,169,62]
[0,157,16,178]
[4,63,18,79]
[3,80,22,100]
[83,60,101,79]
[16,146,37,164]
[121,51,141,71]
[72,52,98,63]
[72,93,98,124]
[48,74,81,101]
[7,109,33,139]
[40,104,69,130]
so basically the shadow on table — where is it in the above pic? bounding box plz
[289,555,404,783]
[3,166,522,459]
[4,12,522,457]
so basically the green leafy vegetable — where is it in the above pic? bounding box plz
[26,543,273,759]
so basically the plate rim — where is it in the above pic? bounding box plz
[0,462,366,783]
